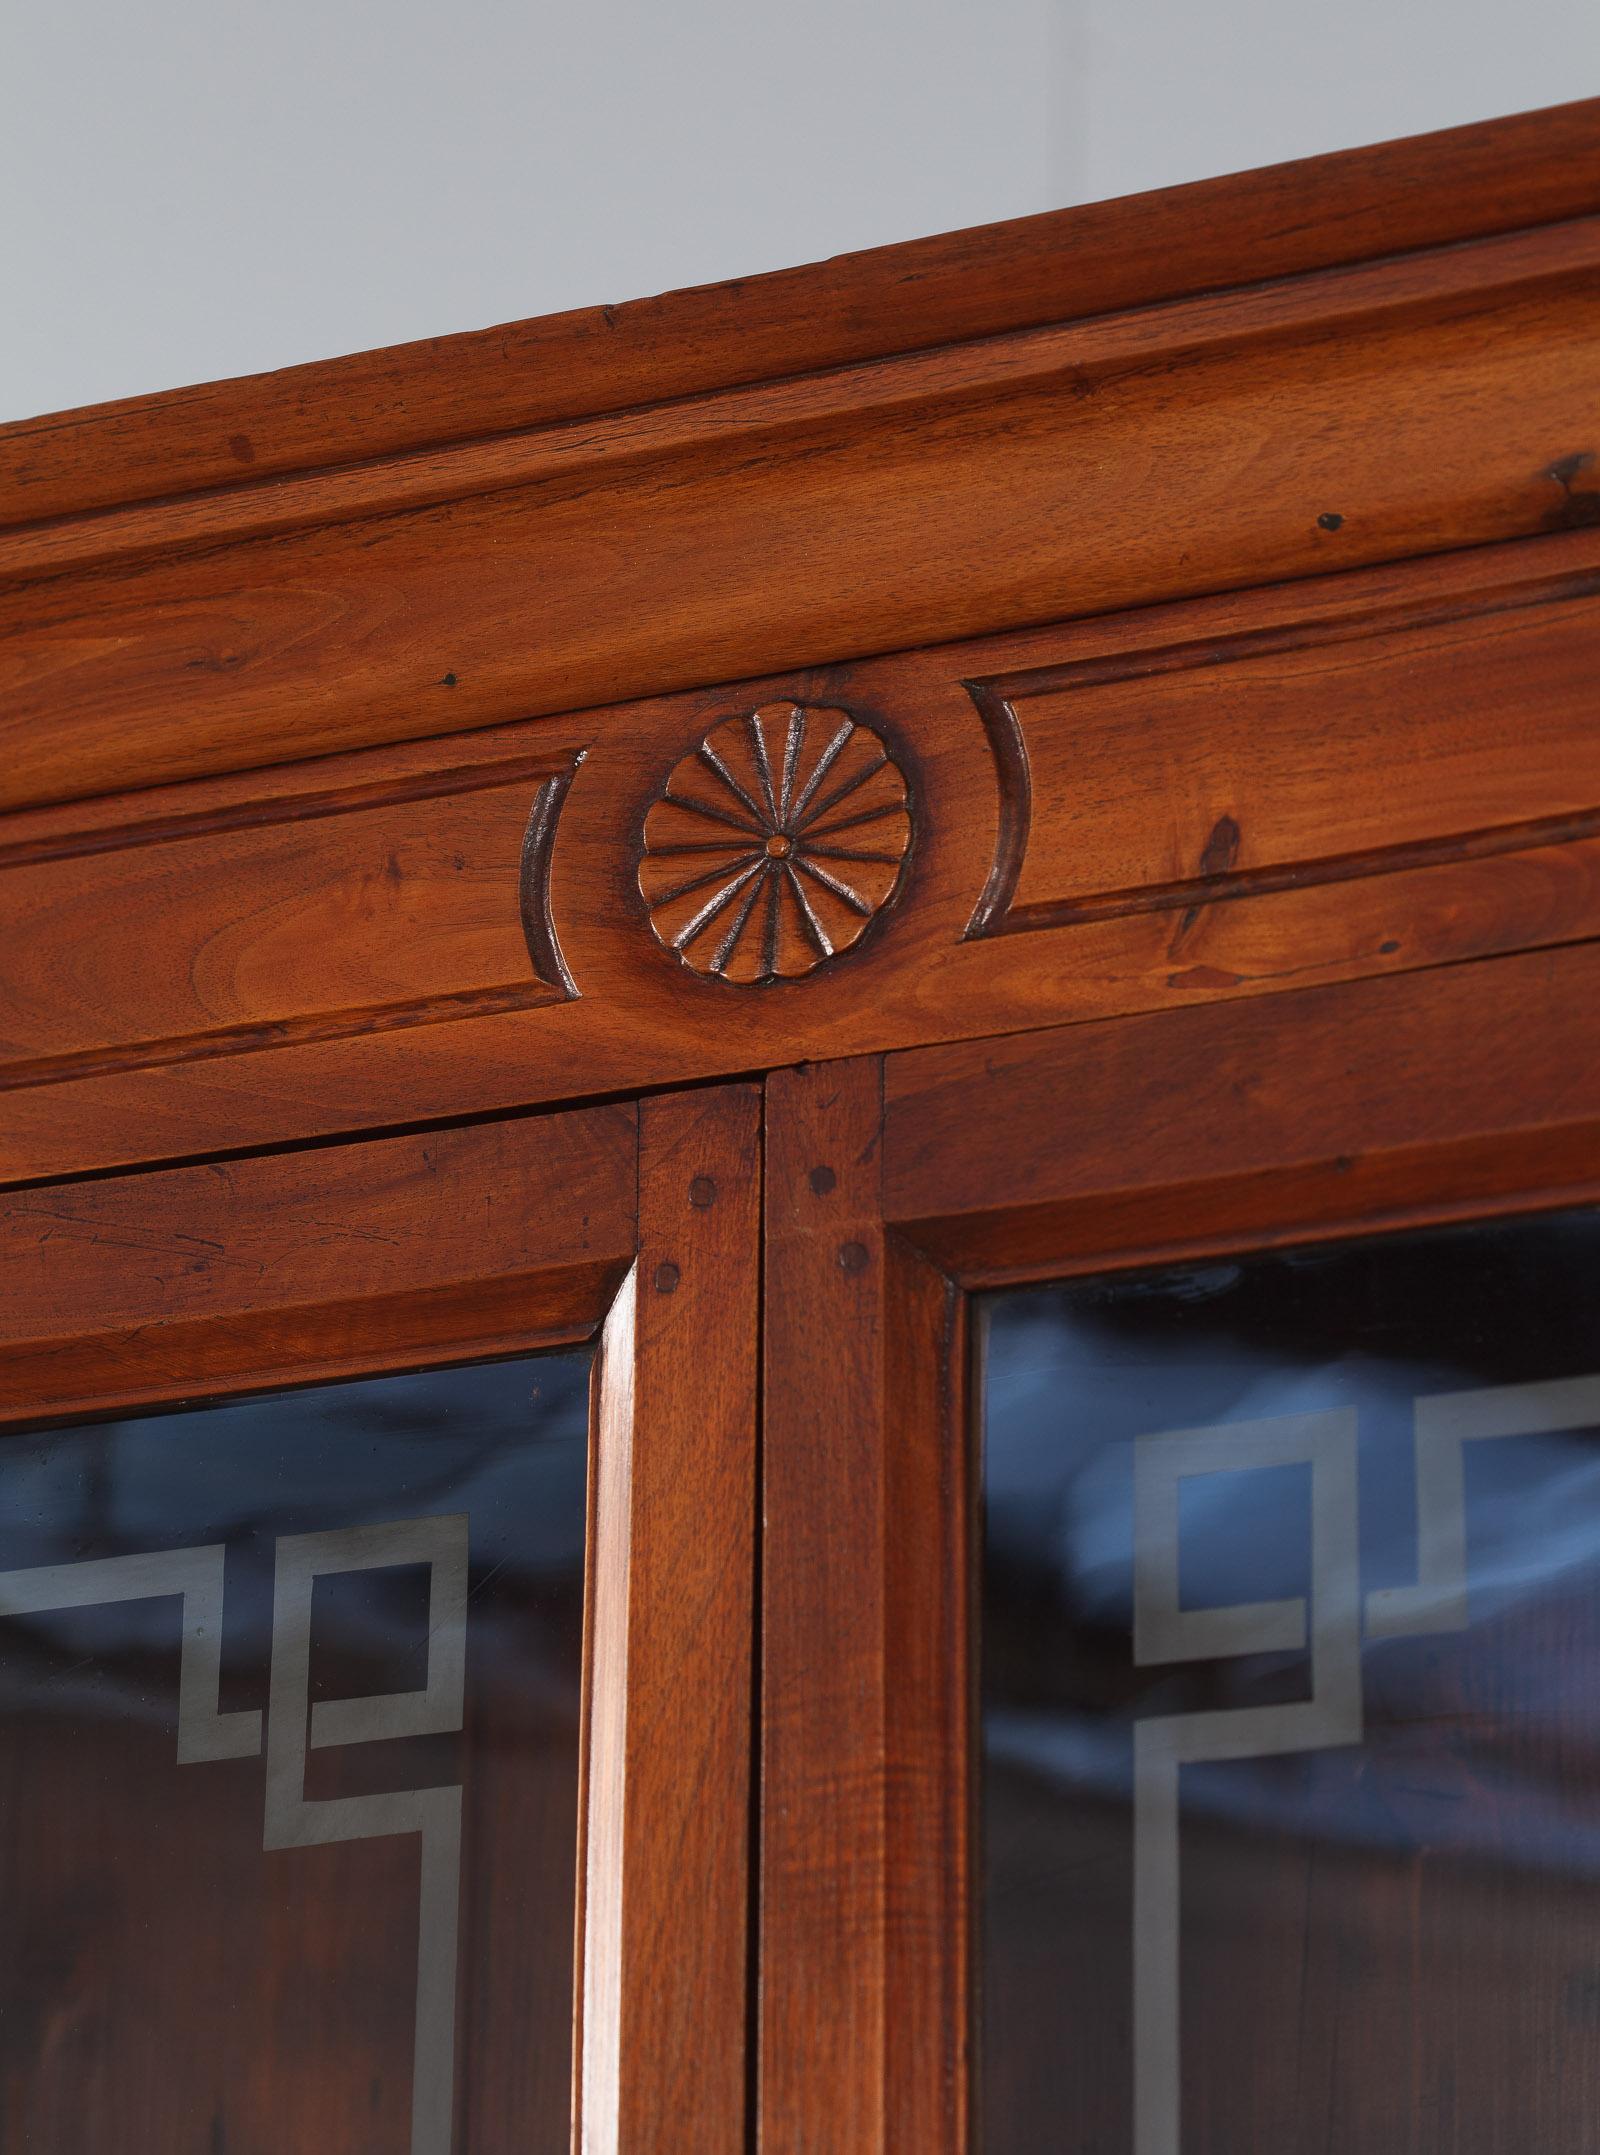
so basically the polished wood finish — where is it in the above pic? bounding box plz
[580,1086,758,2153]
[884,942,1600,1282]
[969,558,1600,934]
[10,527,1600,1185]
[0,1089,758,2152]
[0,1105,635,1421]
[0,733,580,1079]
[761,1062,970,2151]
[7,99,1599,527]
[10,98,1600,2155]
[757,940,1600,2152]
[4,158,1600,814]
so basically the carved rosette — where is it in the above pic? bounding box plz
[639,703,912,982]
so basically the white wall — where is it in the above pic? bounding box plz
[2,0,1597,424]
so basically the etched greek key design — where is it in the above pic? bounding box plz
[0,1543,263,1764]
[0,1513,467,2155]
[1363,1374,1600,1639]
[1131,1374,1600,2155]
[1133,1414,1361,2155]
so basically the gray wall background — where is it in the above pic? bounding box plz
[3,0,1597,424]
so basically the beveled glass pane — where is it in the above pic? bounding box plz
[0,1351,589,2154]
[981,1209,1600,2153]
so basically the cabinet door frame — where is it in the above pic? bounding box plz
[0,1085,761,2155]
[757,939,1600,2151]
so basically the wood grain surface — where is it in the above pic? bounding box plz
[969,560,1600,932]
[579,1086,759,2154]
[3,213,1600,813]
[0,1103,636,1420]
[9,102,1600,2151]
[0,1090,761,2150]
[756,939,1600,2150]
[4,97,1598,529]
[760,1061,970,2152]
[882,941,1600,1282]
[8,528,1600,1186]
[0,745,580,1081]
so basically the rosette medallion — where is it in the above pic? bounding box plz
[639,703,912,982]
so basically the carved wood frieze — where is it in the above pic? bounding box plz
[8,528,1600,1184]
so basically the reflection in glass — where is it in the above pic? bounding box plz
[0,1352,589,2155]
[981,1211,1600,2154]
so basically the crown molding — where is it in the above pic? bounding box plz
[2,99,1599,818]
[5,95,1600,532]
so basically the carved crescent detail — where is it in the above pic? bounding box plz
[519,768,581,997]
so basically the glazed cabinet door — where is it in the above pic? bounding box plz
[0,1089,759,2155]
[759,942,1600,2153]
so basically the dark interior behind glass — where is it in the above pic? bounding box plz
[982,1210,1600,2154]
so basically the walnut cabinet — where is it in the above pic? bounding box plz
[5,96,1600,2154]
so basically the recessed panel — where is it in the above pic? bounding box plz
[978,582,1600,932]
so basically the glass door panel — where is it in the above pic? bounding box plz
[981,1208,1600,2153]
[0,1349,590,2155]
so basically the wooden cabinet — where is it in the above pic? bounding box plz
[4,94,1600,2153]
